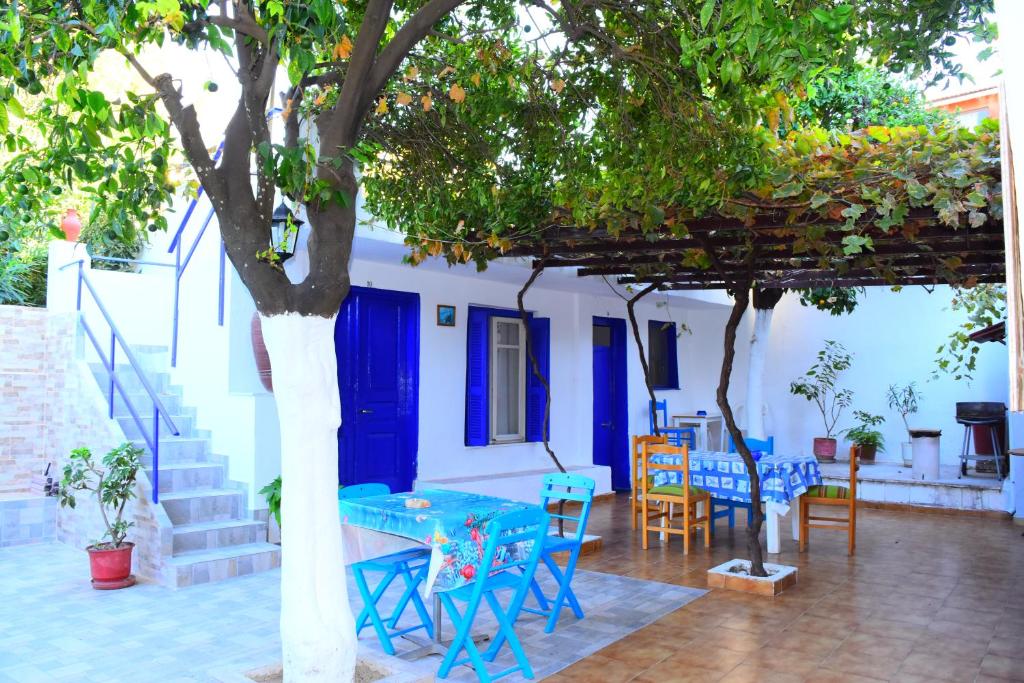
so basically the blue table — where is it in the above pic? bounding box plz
[646,450,822,553]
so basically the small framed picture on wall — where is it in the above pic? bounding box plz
[437,304,456,327]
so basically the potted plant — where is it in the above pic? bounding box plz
[789,340,854,462]
[887,383,921,467]
[259,476,282,544]
[843,410,885,464]
[59,443,143,589]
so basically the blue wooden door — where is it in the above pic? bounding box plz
[592,317,629,490]
[335,286,419,493]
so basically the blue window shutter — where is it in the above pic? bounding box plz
[526,317,550,442]
[667,322,679,389]
[465,307,490,446]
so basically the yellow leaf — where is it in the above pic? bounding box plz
[471,73,481,87]
[551,78,566,93]
[375,97,388,114]
[421,94,433,111]
[438,66,455,77]
[396,92,413,106]
[405,66,419,81]
[449,83,466,103]
[507,75,515,88]
[333,35,353,60]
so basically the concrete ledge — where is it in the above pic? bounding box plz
[707,559,797,596]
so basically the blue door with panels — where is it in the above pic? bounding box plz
[335,286,420,493]
[592,317,629,490]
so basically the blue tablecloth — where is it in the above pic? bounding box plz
[648,450,821,505]
[339,489,534,592]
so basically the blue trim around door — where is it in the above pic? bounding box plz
[592,316,629,490]
[335,286,420,492]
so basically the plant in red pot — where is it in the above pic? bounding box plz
[789,340,854,463]
[59,443,144,589]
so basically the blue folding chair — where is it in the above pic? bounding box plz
[520,473,595,633]
[711,436,774,535]
[342,483,434,656]
[649,400,696,449]
[437,507,550,682]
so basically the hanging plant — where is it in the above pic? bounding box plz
[798,287,863,316]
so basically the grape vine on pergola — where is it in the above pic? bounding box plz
[468,123,1006,575]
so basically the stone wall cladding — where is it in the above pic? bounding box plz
[0,305,173,583]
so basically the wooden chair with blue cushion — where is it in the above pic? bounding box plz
[341,483,435,656]
[800,445,858,555]
[649,400,697,449]
[519,473,595,633]
[631,434,668,530]
[640,441,711,554]
[710,435,775,535]
[437,507,550,682]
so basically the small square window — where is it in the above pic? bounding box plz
[648,320,678,389]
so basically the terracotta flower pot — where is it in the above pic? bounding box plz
[856,444,877,464]
[61,209,82,242]
[87,542,136,590]
[813,437,837,462]
[251,312,274,392]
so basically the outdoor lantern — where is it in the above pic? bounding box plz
[270,201,304,262]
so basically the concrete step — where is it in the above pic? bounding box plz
[114,391,185,419]
[172,519,268,554]
[160,488,243,525]
[119,414,195,440]
[89,363,171,393]
[157,461,224,493]
[134,437,209,464]
[170,543,281,587]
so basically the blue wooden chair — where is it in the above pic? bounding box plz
[649,400,696,448]
[343,483,434,656]
[710,436,774,535]
[519,473,595,633]
[437,507,550,682]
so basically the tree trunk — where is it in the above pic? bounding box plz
[627,283,660,433]
[716,286,768,577]
[260,313,357,682]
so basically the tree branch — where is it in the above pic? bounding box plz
[626,282,661,433]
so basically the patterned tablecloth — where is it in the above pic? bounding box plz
[339,488,534,594]
[648,450,822,504]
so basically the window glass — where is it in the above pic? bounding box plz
[593,325,612,347]
[491,318,525,441]
[648,320,678,389]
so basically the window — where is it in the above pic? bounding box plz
[648,320,679,389]
[490,317,526,442]
[465,306,550,446]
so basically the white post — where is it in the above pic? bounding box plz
[745,307,774,441]
[260,312,357,683]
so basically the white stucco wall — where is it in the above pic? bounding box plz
[748,286,1008,465]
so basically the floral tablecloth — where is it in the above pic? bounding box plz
[339,489,534,594]
[648,450,822,505]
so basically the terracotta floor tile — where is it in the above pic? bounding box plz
[763,629,846,659]
[981,654,1024,681]
[925,617,996,643]
[897,651,983,681]
[559,653,644,683]
[989,635,1024,659]
[934,605,1004,628]
[632,660,725,683]
[717,662,804,683]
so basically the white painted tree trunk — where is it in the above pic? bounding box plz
[260,313,356,683]
[745,307,774,441]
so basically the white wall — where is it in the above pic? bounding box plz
[752,286,1008,464]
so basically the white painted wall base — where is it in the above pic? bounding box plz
[416,464,612,503]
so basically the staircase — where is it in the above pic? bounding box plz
[90,347,280,587]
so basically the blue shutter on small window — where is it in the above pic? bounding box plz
[465,307,490,446]
[526,317,550,442]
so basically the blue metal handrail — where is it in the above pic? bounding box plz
[61,260,181,503]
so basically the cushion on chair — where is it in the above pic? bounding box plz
[805,484,849,499]
[648,484,709,497]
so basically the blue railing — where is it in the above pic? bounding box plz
[61,260,181,503]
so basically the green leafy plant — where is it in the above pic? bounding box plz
[59,443,144,549]
[259,476,282,528]
[790,341,854,439]
[798,287,863,316]
[843,410,886,451]
[934,284,1006,381]
[887,383,922,437]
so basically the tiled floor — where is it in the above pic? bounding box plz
[553,494,1024,682]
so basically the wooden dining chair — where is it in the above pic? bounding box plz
[799,446,858,555]
[631,434,668,530]
[641,441,711,554]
